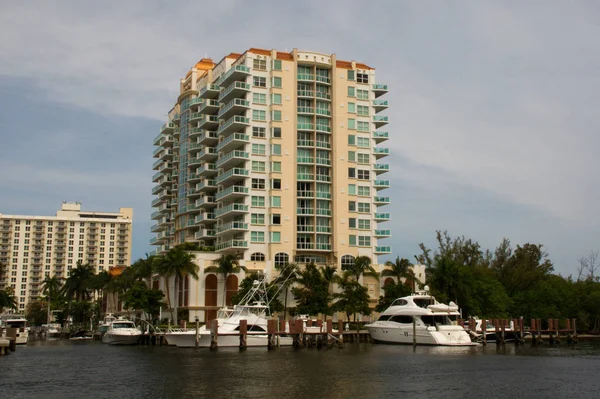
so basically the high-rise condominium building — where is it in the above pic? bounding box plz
[151,48,390,271]
[0,203,133,310]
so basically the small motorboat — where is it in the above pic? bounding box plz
[101,318,141,345]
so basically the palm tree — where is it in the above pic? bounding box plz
[0,287,18,312]
[41,275,64,322]
[274,262,299,320]
[62,261,95,302]
[131,254,155,286]
[204,254,246,308]
[342,256,379,282]
[382,257,417,293]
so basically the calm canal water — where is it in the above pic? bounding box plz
[2,340,600,398]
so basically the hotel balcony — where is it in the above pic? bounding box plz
[216,167,249,185]
[197,163,217,177]
[373,115,389,128]
[297,139,314,148]
[195,196,216,209]
[215,185,249,202]
[198,147,218,161]
[218,115,250,136]
[374,213,391,222]
[217,65,251,87]
[216,150,249,169]
[372,84,388,98]
[197,115,220,130]
[297,156,314,164]
[219,81,250,103]
[375,246,392,254]
[195,212,216,224]
[373,164,390,174]
[373,147,389,159]
[373,131,389,143]
[188,172,203,183]
[195,179,217,193]
[218,98,250,120]
[216,221,249,236]
[315,91,331,101]
[199,84,220,99]
[195,229,216,240]
[199,99,220,115]
[216,239,248,252]
[297,90,315,99]
[314,243,332,251]
[160,122,175,133]
[216,133,249,153]
[215,203,248,218]
[297,173,315,181]
[374,229,391,238]
[372,100,389,113]
[297,122,314,131]
[315,124,331,134]
[373,196,390,205]
[297,225,315,233]
[374,180,390,189]
[297,73,315,82]
[297,207,315,216]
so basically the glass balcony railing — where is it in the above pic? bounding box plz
[214,203,249,217]
[375,246,391,253]
[216,239,248,251]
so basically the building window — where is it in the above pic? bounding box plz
[252,143,266,155]
[271,144,281,155]
[250,231,265,243]
[251,214,265,225]
[251,252,265,261]
[272,127,281,138]
[357,89,369,100]
[348,118,356,130]
[357,105,369,116]
[252,126,266,138]
[348,86,355,97]
[357,121,370,132]
[271,214,281,225]
[358,202,371,213]
[252,178,265,189]
[253,76,266,87]
[358,170,370,180]
[272,110,282,121]
[272,59,282,70]
[272,93,282,105]
[271,196,281,207]
[348,102,356,113]
[349,201,356,212]
[348,151,356,162]
[271,232,281,243]
[348,168,356,178]
[348,184,356,195]
[271,162,281,173]
[357,137,370,148]
[272,179,281,189]
[349,218,356,229]
[272,77,282,88]
[252,109,266,121]
[253,93,266,104]
[251,196,265,207]
[357,153,369,164]
[349,235,357,246]
[274,252,289,266]
[358,219,371,230]
[347,70,355,81]
[252,161,266,172]
[357,72,369,84]
[253,58,266,71]
[358,236,371,246]
[348,135,356,146]
[358,186,370,196]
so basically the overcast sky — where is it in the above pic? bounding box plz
[1,0,598,275]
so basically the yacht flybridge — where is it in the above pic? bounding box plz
[365,290,477,346]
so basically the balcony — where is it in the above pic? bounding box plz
[195,212,216,224]
[297,173,314,181]
[315,124,331,133]
[195,229,216,240]
[297,106,314,115]
[218,115,250,135]
[215,185,249,201]
[195,196,216,209]
[199,84,220,99]
[297,90,315,98]
[215,203,249,218]
[372,84,388,98]
[316,191,331,200]
[216,221,249,236]
[216,133,249,153]
[297,207,314,215]
[160,122,175,133]
[297,122,314,131]
[216,239,248,251]
[197,163,217,176]
[197,130,219,144]
[373,164,390,174]
[316,226,332,233]
[316,108,331,117]
[375,246,392,254]
[297,139,314,148]
[198,115,220,130]
[316,158,331,166]
[374,180,390,189]
[218,65,251,87]
[189,112,203,122]
[316,141,331,150]
[316,209,332,217]
[296,243,314,250]
[188,157,204,167]
[373,147,389,159]
[314,243,332,251]
[297,73,315,82]
[218,98,250,120]
[373,115,389,128]
[315,91,331,101]
[216,150,249,169]
[373,131,389,143]
[198,147,218,161]
[297,225,315,233]
[316,174,331,182]
[199,99,220,115]
[216,167,249,185]
[374,213,391,221]
[373,99,389,113]
[297,190,314,198]
[297,156,314,164]
[374,229,391,238]
[188,172,203,183]
[219,81,251,103]
[188,97,203,109]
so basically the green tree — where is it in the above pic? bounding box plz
[0,287,18,312]
[333,276,372,322]
[41,275,64,321]
[291,263,332,316]
[382,257,417,293]
[25,300,48,325]
[121,280,166,321]
[342,256,378,282]
[62,261,95,302]
[204,253,245,308]
[274,263,299,319]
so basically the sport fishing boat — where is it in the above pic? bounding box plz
[0,314,29,344]
[467,318,529,343]
[365,290,477,346]
[101,317,141,345]
[165,273,293,348]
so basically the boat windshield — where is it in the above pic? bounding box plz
[421,315,452,326]
[112,322,136,329]
[413,298,432,308]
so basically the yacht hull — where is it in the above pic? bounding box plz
[102,332,141,345]
[366,324,477,346]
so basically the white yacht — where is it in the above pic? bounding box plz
[165,274,293,348]
[365,291,477,346]
[97,314,117,338]
[0,314,29,344]
[42,323,61,339]
[101,318,141,345]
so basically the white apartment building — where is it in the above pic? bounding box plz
[0,202,133,310]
